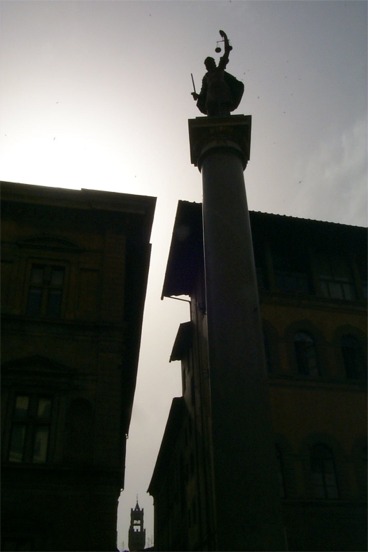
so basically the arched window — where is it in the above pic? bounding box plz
[294,331,319,376]
[310,444,338,499]
[341,335,364,380]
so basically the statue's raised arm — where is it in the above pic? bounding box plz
[218,30,231,69]
[191,30,244,117]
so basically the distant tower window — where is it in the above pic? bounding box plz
[341,335,364,380]
[310,444,339,499]
[26,264,65,318]
[294,331,319,376]
[8,395,52,464]
[317,253,355,300]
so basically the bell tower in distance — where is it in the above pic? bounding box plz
[128,499,146,551]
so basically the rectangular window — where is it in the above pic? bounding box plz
[26,264,65,317]
[318,253,356,301]
[311,445,339,499]
[272,246,311,295]
[8,395,52,464]
[356,255,367,299]
[9,424,27,463]
[33,426,49,463]
[275,270,310,294]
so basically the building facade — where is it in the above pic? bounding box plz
[1,181,155,551]
[149,201,367,551]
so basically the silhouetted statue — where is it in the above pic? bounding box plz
[192,30,244,117]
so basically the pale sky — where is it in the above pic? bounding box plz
[1,0,367,548]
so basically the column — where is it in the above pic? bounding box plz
[189,115,286,551]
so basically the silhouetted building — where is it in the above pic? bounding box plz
[1,181,155,551]
[148,201,367,551]
[128,500,146,551]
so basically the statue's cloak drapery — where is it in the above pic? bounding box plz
[197,71,244,115]
[224,72,244,109]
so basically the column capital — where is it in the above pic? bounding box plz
[188,115,252,170]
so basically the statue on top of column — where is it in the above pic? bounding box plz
[191,30,244,117]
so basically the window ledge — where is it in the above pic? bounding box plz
[268,376,366,390]
[260,291,366,311]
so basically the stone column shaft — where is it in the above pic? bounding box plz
[189,116,286,551]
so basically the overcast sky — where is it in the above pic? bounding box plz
[1,0,367,548]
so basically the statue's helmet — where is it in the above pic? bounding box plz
[205,57,216,70]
